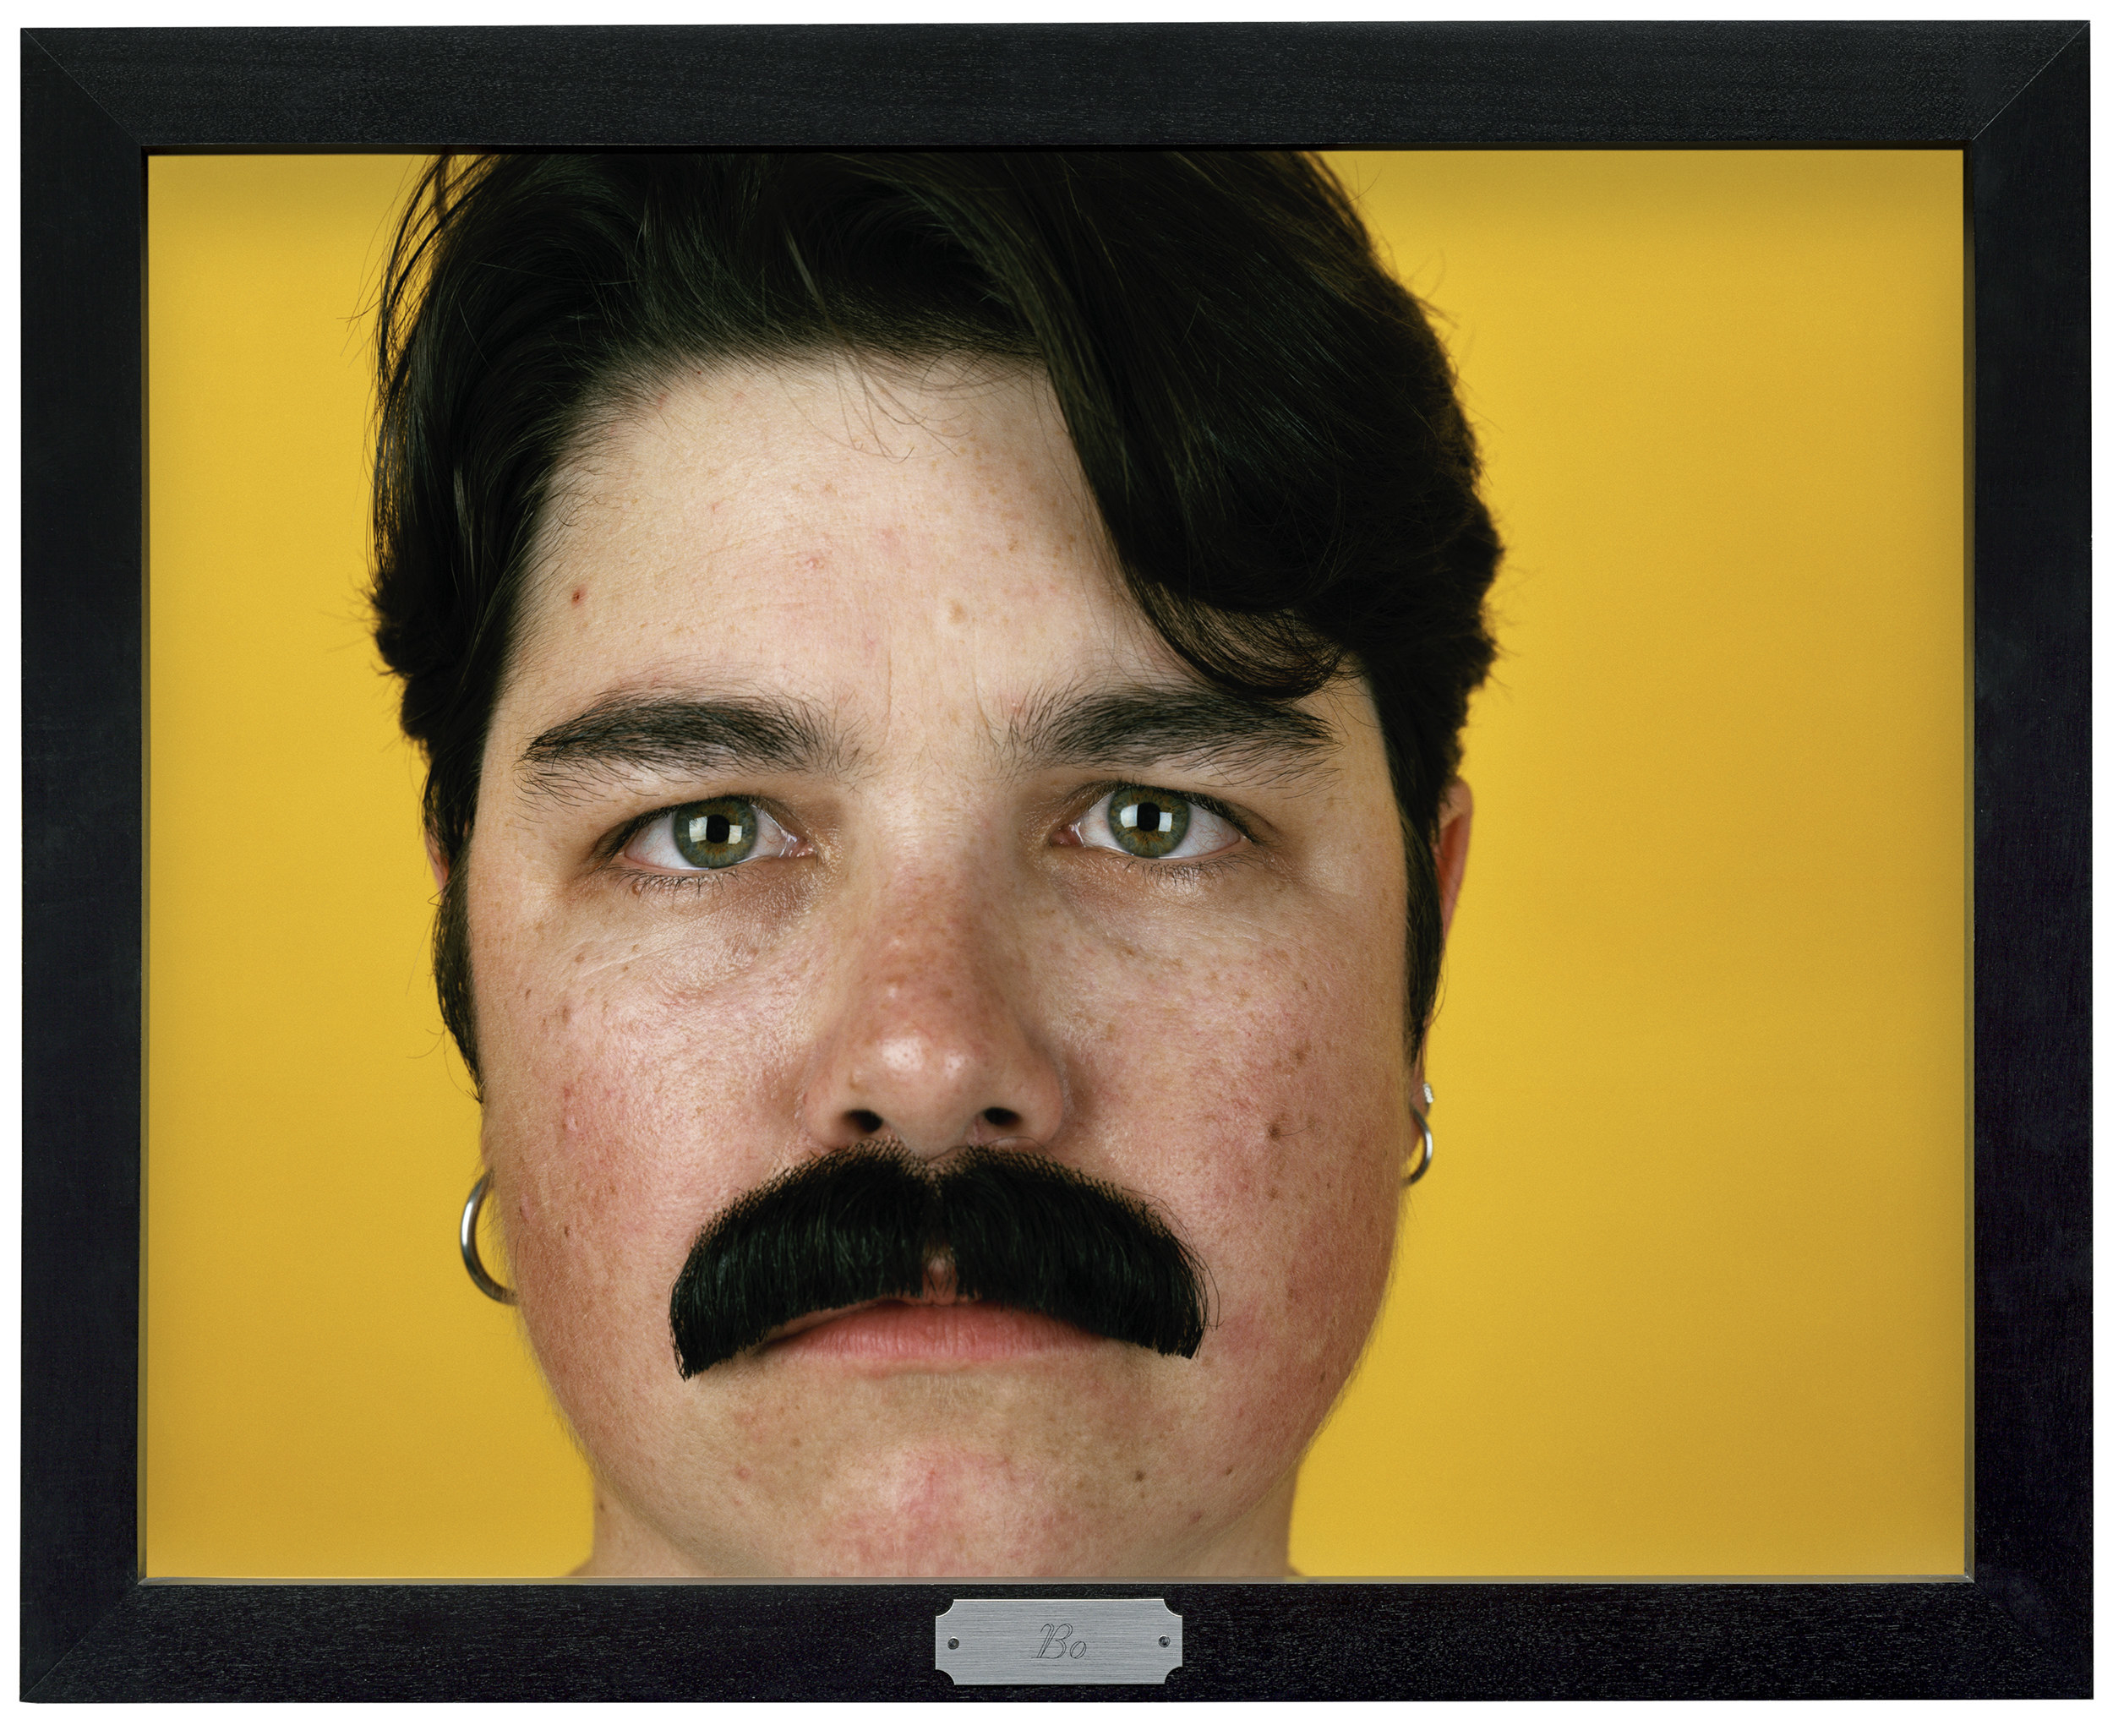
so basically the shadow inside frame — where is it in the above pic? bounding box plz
[19,19,2091,1702]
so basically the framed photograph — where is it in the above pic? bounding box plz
[22,21,2088,1700]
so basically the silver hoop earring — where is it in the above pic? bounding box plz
[460,1171,516,1305]
[1402,1081,1435,1187]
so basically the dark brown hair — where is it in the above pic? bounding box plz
[371,152,1500,1081]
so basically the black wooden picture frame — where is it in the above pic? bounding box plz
[20,21,2089,1701]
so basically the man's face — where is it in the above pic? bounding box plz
[467,356,1416,1576]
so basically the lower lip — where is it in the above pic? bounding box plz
[765,1300,1100,1365]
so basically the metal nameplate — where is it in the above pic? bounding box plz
[935,1597,1183,1685]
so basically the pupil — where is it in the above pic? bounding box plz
[670,799,758,869]
[1111,792,1188,857]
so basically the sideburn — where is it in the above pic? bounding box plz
[434,863,482,1089]
[1400,813,1444,1062]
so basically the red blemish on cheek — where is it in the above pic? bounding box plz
[571,588,585,605]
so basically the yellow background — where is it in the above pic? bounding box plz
[144,150,1967,1577]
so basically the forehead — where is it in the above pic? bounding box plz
[506,356,1166,727]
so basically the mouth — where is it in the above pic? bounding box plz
[668,1144,1210,1378]
[756,1293,1102,1365]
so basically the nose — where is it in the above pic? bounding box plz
[798,870,1067,1158]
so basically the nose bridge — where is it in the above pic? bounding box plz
[801,850,1064,1156]
[865,864,996,1056]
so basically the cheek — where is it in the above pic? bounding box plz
[477,1040,692,1435]
[473,879,803,1193]
[466,898,816,1422]
[1198,1017,1403,1351]
[1068,928,1407,1430]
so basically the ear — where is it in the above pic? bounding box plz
[1434,778,1473,941]
[424,831,450,893]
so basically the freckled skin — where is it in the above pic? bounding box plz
[461,356,1467,1578]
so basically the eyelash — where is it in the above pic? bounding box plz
[599,783,1256,890]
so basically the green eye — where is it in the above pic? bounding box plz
[1107,788,1191,858]
[670,797,761,869]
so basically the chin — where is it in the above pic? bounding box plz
[756,1443,1167,1579]
[598,1431,1287,1579]
[775,1526,1099,1580]
[720,1514,1251,1580]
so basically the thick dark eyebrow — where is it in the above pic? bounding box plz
[1008,682,1339,784]
[518,693,844,802]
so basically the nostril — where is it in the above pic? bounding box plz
[847,1110,884,1136]
[981,1107,1020,1130]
